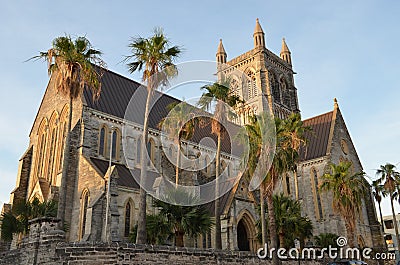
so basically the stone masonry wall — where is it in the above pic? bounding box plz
[1,218,385,265]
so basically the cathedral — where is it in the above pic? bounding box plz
[2,19,384,252]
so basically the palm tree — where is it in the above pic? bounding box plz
[129,214,172,245]
[376,163,400,248]
[125,28,181,244]
[314,233,339,249]
[0,198,58,241]
[32,35,105,225]
[159,102,196,186]
[263,113,307,264]
[235,113,272,247]
[319,161,368,248]
[198,79,242,249]
[273,194,313,249]
[154,188,213,247]
[371,180,387,233]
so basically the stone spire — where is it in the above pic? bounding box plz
[253,18,265,49]
[280,38,292,65]
[216,39,227,64]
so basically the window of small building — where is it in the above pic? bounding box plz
[124,202,132,238]
[80,190,89,240]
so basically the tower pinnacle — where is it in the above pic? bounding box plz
[216,39,227,64]
[253,18,265,49]
[280,38,292,65]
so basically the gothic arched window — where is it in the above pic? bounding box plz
[311,168,323,220]
[247,71,257,99]
[80,189,90,240]
[99,126,107,157]
[36,119,48,179]
[124,202,132,237]
[270,72,280,103]
[58,120,67,171]
[230,77,240,98]
[147,139,156,166]
[111,129,119,160]
[280,77,291,107]
[48,126,57,183]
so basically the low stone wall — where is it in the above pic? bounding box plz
[0,218,359,265]
[2,240,327,265]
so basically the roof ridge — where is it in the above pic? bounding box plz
[302,110,333,122]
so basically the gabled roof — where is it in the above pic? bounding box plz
[89,157,141,189]
[83,68,243,156]
[299,111,333,161]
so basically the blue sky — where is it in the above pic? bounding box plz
[0,1,399,217]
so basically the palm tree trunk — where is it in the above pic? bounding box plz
[260,183,267,246]
[378,201,385,233]
[214,132,222,249]
[279,232,285,249]
[175,142,180,187]
[175,230,184,247]
[390,193,400,248]
[136,88,153,244]
[266,191,279,265]
[344,220,355,248]
[57,96,73,227]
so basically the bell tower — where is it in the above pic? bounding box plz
[216,19,300,125]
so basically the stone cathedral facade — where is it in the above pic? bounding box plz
[2,19,384,252]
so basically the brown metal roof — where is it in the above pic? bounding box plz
[299,111,333,161]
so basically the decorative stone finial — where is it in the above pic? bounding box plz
[334,98,339,109]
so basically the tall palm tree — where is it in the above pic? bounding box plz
[159,102,196,186]
[154,188,213,247]
[371,180,387,233]
[198,79,241,249]
[376,163,400,248]
[319,161,368,248]
[265,113,308,265]
[32,36,105,225]
[125,28,181,244]
[235,113,271,247]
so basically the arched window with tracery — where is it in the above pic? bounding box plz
[247,71,257,99]
[124,201,132,237]
[280,77,291,107]
[80,189,90,240]
[269,72,280,103]
[147,138,156,166]
[230,77,240,98]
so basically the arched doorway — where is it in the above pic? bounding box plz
[237,219,250,251]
